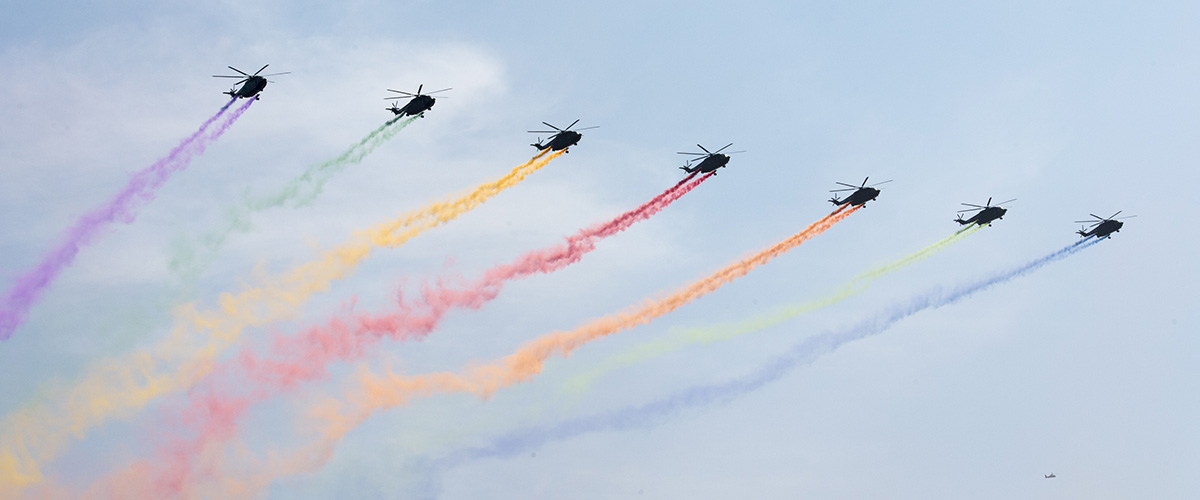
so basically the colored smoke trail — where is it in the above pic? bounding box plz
[81,171,713,499]
[201,205,860,497]
[418,237,1102,494]
[169,115,419,279]
[0,98,242,341]
[0,149,561,495]
[564,224,982,393]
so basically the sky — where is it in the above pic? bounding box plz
[1,1,1197,499]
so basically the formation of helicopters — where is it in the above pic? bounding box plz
[210,65,1133,237]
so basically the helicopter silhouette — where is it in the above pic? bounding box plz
[829,177,890,207]
[1044,473,1056,479]
[385,84,451,117]
[955,197,1015,226]
[678,143,743,174]
[1075,211,1135,238]
[529,120,597,152]
[212,64,290,100]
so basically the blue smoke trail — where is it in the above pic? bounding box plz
[413,237,1101,498]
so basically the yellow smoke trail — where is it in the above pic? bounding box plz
[193,206,861,498]
[0,150,561,495]
[562,224,981,393]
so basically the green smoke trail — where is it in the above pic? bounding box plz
[563,225,981,394]
[168,115,418,279]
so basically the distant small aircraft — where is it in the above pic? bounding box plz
[1044,473,1056,479]
[955,197,1015,226]
[1075,211,1134,238]
[529,120,597,152]
[212,64,289,99]
[829,177,890,207]
[677,143,743,175]
[385,84,450,117]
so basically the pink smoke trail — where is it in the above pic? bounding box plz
[83,171,712,498]
[0,98,251,340]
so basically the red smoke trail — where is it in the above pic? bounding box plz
[84,172,712,497]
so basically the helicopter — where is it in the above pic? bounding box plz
[1044,474,1056,479]
[955,197,1015,226]
[529,120,597,152]
[212,64,290,100]
[1075,211,1134,238]
[677,143,743,174]
[385,84,451,117]
[829,177,890,207]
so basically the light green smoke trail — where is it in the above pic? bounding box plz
[563,225,981,394]
[168,115,418,279]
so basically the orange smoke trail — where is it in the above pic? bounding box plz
[0,150,561,496]
[206,205,859,497]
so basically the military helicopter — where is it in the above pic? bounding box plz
[529,120,597,152]
[385,84,451,117]
[677,143,743,174]
[1075,211,1134,238]
[829,177,891,207]
[212,64,290,99]
[955,197,1016,226]
[1044,474,1056,479]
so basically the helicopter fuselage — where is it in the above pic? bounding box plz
[229,76,268,99]
[1080,219,1122,238]
[957,206,1007,226]
[537,131,582,151]
[392,95,436,117]
[832,187,880,207]
[684,154,731,174]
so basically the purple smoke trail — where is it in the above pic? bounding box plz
[413,237,1102,499]
[0,98,249,340]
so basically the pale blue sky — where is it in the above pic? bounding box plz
[1,1,1197,499]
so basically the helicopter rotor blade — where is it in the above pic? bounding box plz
[563,119,581,131]
[1107,210,1122,220]
[1117,215,1138,220]
[986,197,993,207]
[961,203,985,208]
[252,64,269,76]
[528,130,558,134]
[958,207,985,213]
[870,179,893,187]
[725,150,747,154]
[713,143,734,154]
[996,198,1017,206]
[261,72,290,77]
[834,182,860,189]
[697,144,713,154]
[227,66,249,76]
[860,177,869,188]
[427,87,452,94]
[677,152,707,156]
[1088,213,1105,221]
[573,126,600,131]
[542,122,563,131]
[830,187,859,192]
